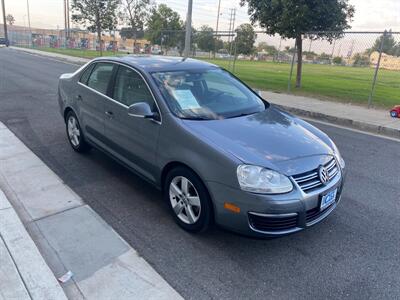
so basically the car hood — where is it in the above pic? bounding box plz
[183,106,335,176]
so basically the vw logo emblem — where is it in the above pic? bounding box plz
[318,166,330,184]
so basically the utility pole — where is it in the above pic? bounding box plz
[228,8,236,70]
[1,0,8,45]
[227,9,233,45]
[26,0,32,46]
[64,0,67,42]
[183,0,193,58]
[66,0,70,38]
[213,0,221,58]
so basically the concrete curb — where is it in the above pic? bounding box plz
[0,189,68,300]
[273,104,400,140]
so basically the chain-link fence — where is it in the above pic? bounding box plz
[2,25,399,108]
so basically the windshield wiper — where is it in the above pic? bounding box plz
[225,112,256,119]
[181,116,212,121]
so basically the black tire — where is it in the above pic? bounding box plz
[164,166,213,233]
[65,111,90,153]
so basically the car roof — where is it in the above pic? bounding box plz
[93,55,219,73]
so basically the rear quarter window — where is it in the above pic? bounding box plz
[79,63,95,85]
[87,63,114,95]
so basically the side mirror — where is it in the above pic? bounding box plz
[128,102,158,120]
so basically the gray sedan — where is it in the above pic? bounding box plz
[58,56,346,237]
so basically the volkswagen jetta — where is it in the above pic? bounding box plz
[58,56,346,237]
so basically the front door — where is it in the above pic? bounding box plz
[104,65,161,182]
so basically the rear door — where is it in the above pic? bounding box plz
[77,62,115,146]
[103,64,161,182]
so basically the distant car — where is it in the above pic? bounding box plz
[0,37,9,47]
[58,56,346,237]
[151,48,162,55]
[106,43,118,52]
[390,105,400,118]
[217,53,232,59]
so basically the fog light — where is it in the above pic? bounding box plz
[224,202,241,213]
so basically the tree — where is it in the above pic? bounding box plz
[71,0,119,55]
[177,23,196,56]
[119,0,152,52]
[256,42,277,55]
[234,23,256,55]
[303,51,317,60]
[214,39,224,52]
[241,0,355,88]
[368,32,400,56]
[119,27,144,40]
[195,25,215,52]
[145,4,183,52]
[318,52,331,61]
[6,14,15,26]
[353,53,369,67]
[332,56,343,65]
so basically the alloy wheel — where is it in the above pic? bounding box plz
[67,116,80,147]
[169,176,201,224]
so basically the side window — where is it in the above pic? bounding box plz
[87,63,114,95]
[79,63,95,84]
[113,66,154,108]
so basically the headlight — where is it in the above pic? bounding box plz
[237,165,293,194]
[332,143,345,169]
[336,153,345,169]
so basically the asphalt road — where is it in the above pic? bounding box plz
[1,48,399,299]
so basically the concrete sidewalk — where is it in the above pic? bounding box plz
[0,122,182,300]
[11,46,400,139]
[10,46,89,65]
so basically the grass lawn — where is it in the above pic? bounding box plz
[205,59,400,108]
[25,47,400,108]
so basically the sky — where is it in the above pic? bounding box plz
[2,0,399,32]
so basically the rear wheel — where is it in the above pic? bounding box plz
[66,111,90,153]
[164,167,213,233]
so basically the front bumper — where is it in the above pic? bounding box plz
[207,168,345,238]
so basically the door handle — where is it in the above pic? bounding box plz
[105,111,114,117]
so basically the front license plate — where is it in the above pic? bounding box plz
[320,189,337,210]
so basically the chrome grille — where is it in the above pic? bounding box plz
[292,158,339,193]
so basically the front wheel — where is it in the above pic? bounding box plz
[164,167,213,233]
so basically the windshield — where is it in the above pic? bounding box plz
[151,68,266,120]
